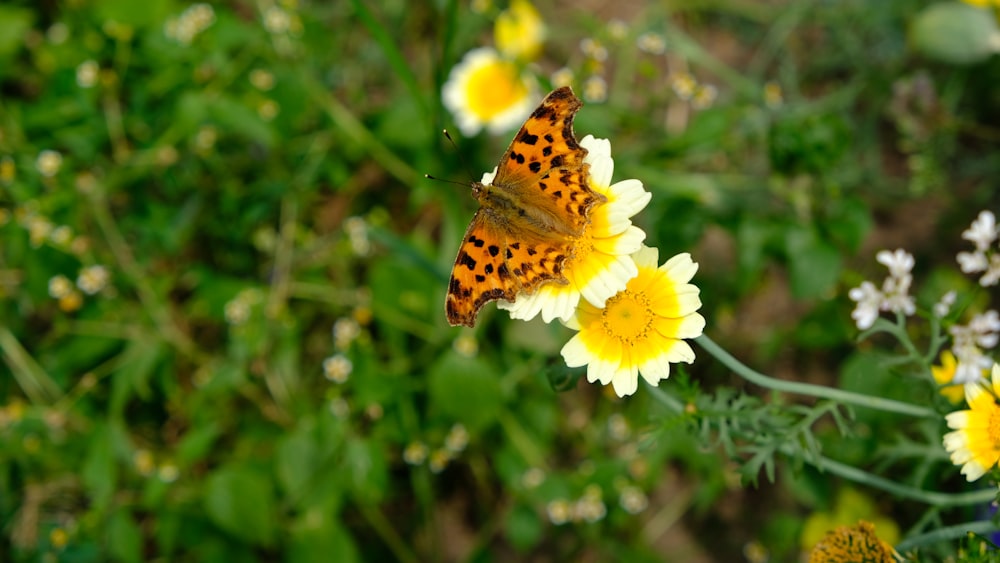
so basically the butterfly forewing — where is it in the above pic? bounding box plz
[445,86,605,327]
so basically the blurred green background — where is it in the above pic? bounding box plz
[2,0,1000,561]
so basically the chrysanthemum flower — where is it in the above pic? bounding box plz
[560,246,705,397]
[442,47,537,136]
[807,521,897,563]
[494,0,546,62]
[931,350,969,404]
[944,364,1000,481]
[498,136,650,324]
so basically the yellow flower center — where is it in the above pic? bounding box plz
[601,289,653,345]
[464,60,527,120]
[989,407,1000,445]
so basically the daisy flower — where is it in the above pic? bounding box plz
[943,363,1000,481]
[494,0,546,62]
[931,350,967,404]
[498,135,650,324]
[442,47,537,137]
[560,246,705,397]
[807,521,897,563]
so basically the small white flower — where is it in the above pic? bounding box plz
[981,255,1000,287]
[48,275,73,299]
[403,441,429,465]
[619,485,648,514]
[550,67,574,89]
[957,250,988,274]
[876,249,915,279]
[263,6,291,34]
[692,84,718,110]
[546,499,572,525]
[36,150,63,177]
[521,468,545,488]
[583,75,608,103]
[934,290,957,318]
[323,354,353,383]
[333,317,361,350]
[963,210,997,252]
[76,60,99,88]
[77,265,110,295]
[848,281,882,330]
[224,299,251,325]
[444,424,469,453]
[636,32,666,55]
[158,463,180,483]
[328,398,350,419]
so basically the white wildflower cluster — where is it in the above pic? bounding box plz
[401,424,468,473]
[546,485,608,525]
[949,311,1000,384]
[848,249,916,330]
[165,4,216,45]
[957,210,1000,287]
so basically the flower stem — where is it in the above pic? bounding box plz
[695,334,938,418]
[777,444,995,507]
[895,520,1000,552]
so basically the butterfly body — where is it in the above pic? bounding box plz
[446,87,606,327]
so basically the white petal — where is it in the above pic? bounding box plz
[560,333,591,368]
[611,365,639,397]
[661,253,699,284]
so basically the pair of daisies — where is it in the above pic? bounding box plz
[478,134,705,398]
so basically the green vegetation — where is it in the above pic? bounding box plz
[2,1,1000,561]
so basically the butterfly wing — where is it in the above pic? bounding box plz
[445,87,606,327]
[492,86,603,236]
[446,209,572,327]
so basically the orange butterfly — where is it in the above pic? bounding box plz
[446,87,606,327]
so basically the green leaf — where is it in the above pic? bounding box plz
[82,423,118,512]
[505,503,543,551]
[911,2,1000,65]
[175,423,221,467]
[825,197,871,252]
[94,0,170,27]
[209,96,276,148]
[204,466,277,547]
[344,439,388,504]
[109,340,164,416]
[288,515,359,563]
[276,425,318,499]
[428,351,504,431]
[0,7,32,59]
[107,510,142,563]
[784,228,842,299]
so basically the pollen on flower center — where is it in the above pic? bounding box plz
[989,408,1000,444]
[465,62,526,120]
[602,290,653,344]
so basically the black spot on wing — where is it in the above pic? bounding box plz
[520,132,539,145]
[459,253,477,271]
[529,162,541,173]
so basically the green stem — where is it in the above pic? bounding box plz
[895,520,1000,552]
[0,326,62,404]
[355,501,421,563]
[778,444,995,507]
[88,189,200,361]
[497,410,548,470]
[304,76,418,187]
[696,334,938,418]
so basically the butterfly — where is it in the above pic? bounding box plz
[446,86,606,327]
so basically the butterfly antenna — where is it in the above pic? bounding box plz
[438,128,480,184]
